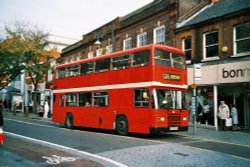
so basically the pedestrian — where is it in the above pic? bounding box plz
[218,101,230,131]
[0,99,3,127]
[231,104,239,131]
[43,101,49,119]
[202,101,210,125]
[3,100,8,112]
[7,100,11,112]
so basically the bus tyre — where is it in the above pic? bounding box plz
[65,113,74,129]
[116,116,128,135]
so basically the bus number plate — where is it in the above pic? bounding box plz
[170,127,178,131]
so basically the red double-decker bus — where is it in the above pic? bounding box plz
[53,44,189,135]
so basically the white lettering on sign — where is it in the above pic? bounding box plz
[42,155,75,164]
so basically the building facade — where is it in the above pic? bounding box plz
[176,0,250,129]
[57,0,250,130]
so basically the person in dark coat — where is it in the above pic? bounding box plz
[0,99,3,127]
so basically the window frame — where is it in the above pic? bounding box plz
[234,22,250,56]
[182,37,192,63]
[137,32,147,47]
[123,38,132,50]
[153,26,165,44]
[203,31,219,60]
[134,89,150,108]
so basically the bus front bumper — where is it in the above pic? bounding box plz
[150,127,188,134]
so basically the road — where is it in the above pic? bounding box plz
[1,118,250,167]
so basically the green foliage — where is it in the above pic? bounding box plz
[0,21,54,90]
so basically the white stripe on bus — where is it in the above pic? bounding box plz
[53,81,188,94]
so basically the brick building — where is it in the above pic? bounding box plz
[57,0,250,130]
[176,0,250,129]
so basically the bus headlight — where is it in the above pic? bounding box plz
[156,117,165,122]
[183,117,188,121]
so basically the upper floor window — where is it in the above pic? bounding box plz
[123,38,132,50]
[137,32,147,47]
[154,26,165,45]
[204,31,218,59]
[96,48,103,57]
[234,22,250,54]
[106,45,113,54]
[182,37,192,62]
[88,51,94,59]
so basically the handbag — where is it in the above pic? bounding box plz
[225,118,232,127]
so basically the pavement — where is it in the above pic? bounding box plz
[1,110,250,167]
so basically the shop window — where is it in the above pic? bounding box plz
[154,26,165,45]
[123,38,132,50]
[134,89,149,107]
[234,22,250,54]
[183,37,192,62]
[204,31,218,59]
[137,32,147,47]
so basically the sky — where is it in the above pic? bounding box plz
[0,0,153,43]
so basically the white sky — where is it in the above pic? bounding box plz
[0,0,153,42]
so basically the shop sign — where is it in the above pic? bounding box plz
[219,61,250,83]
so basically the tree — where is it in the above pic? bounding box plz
[0,21,56,112]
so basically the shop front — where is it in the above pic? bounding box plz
[188,60,250,130]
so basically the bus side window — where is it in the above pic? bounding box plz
[65,94,77,107]
[112,54,131,70]
[95,58,110,73]
[93,92,109,107]
[134,89,149,107]
[79,92,92,107]
[80,62,94,75]
[57,68,65,79]
[60,95,64,106]
[132,50,150,67]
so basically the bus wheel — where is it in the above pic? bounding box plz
[116,116,128,135]
[65,113,74,129]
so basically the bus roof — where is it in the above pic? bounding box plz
[56,44,185,69]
